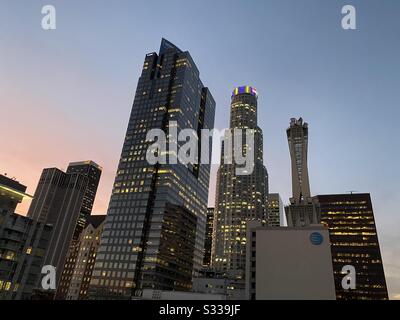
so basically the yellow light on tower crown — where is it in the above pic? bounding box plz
[231,86,258,99]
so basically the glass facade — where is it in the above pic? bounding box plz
[267,193,282,227]
[57,161,102,299]
[66,161,102,241]
[213,86,268,279]
[88,39,215,298]
[203,208,214,267]
[316,193,389,300]
[27,168,89,286]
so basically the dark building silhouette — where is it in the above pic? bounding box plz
[155,204,197,291]
[27,167,89,287]
[203,208,214,267]
[267,193,283,227]
[0,174,52,300]
[55,161,102,299]
[315,193,389,300]
[66,161,102,241]
[89,39,215,298]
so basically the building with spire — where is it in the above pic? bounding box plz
[285,118,320,227]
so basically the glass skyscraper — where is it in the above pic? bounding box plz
[267,193,283,227]
[89,39,215,298]
[316,193,388,300]
[203,208,214,268]
[213,86,268,279]
[56,161,102,299]
[66,161,102,241]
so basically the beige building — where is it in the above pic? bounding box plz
[58,215,105,300]
[246,222,336,300]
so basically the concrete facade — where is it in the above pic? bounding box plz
[246,222,336,300]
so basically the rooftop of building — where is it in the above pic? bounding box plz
[248,221,329,232]
[68,160,103,170]
[289,117,308,128]
[0,174,33,199]
[86,214,107,229]
[159,38,182,55]
[231,85,258,99]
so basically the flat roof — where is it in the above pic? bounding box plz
[68,160,103,170]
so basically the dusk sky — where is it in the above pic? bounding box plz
[1,0,399,299]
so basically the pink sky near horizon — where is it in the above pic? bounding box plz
[1,74,119,216]
[0,87,219,216]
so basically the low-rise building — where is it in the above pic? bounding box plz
[246,222,336,300]
[0,174,52,300]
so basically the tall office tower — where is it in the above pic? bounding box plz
[55,161,102,300]
[203,208,214,267]
[315,193,389,300]
[66,161,102,240]
[213,86,268,279]
[89,39,215,298]
[0,174,52,300]
[27,168,89,286]
[267,193,283,227]
[285,118,320,227]
[57,215,106,300]
[287,118,310,203]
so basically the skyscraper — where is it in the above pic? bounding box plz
[285,118,320,227]
[267,193,283,227]
[203,208,214,268]
[58,215,106,300]
[66,161,102,241]
[89,39,215,298]
[315,193,389,300]
[287,117,310,203]
[56,161,102,299]
[213,86,268,279]
[27,167,89,286]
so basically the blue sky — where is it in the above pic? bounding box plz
[1,0,399,298]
